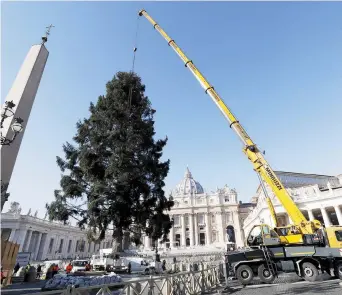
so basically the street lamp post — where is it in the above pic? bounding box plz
[1,101,24,146]
[1,100,24,211]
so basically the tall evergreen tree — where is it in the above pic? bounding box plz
[46,72,174,248]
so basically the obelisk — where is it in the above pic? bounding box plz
[1,25,53,210]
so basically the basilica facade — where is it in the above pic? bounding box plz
[143,168,250,250]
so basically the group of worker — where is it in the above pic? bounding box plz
[65,262,91,273]
[45,263,60,280]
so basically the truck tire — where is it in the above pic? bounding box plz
[236,265,254,285]
[257,264,275,284]
[301,262,318,282]
[334,261,342,279]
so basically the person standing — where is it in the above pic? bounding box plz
[13,263,20,275]
[66,262,73,274]
[36,264,42,279]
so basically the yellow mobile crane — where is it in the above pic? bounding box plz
[138,9,342,248]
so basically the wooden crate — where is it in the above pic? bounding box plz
[1,239,19,286]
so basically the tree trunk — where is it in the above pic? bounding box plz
[112,227,123,253]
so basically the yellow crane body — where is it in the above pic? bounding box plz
[138,9,322,242]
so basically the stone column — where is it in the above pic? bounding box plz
[28,232,36,253]
[320,207,331,226]
[216,213,224,244]
[194,214,199,245]
[205,213,211,245]
[189,213,194,246]
[307,209,315,221]
[17,229,28,252]
[34,232,43,260]
[169,225,174,248]
[62,237,69,258]
[181,215,186,246]
[9,229,17,242]
[53,236,60,258]
[41,234,52,260]
[24,230,33,252]
[334,206,342,225]
[232,210,243,247]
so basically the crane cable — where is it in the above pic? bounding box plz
[128,15,141,110]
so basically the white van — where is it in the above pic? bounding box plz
[71,260,89,272]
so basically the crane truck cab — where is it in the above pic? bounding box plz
[324,226,342,248]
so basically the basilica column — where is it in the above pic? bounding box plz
[232,210,243,247]
[194,214,199,245]
[34,232,43,260]
[189,213,194,246]
[181,214,186,246]
[17,229,28,251]
[24,230,33,252]
[334,206,342,225]
[320,207,331,227]
[62,236,69,258]
[307,209,315,221]
[9,229,17,242]
[205,213,211,245]
[41,234,52,260]
[169,225,175,248]
[216,213,224,244]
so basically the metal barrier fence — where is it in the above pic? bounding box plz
[34,263,225,295]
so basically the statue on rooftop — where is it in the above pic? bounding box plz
[7,201,22,215]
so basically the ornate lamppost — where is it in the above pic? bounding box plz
[1,100,24,146]
[1,100,24,211]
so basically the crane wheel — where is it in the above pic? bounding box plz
[301,262,319,282]
[257,264,275,284]
[334,261,342,279]
[236,265,254,285]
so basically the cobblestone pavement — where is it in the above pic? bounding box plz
[221,279,342,295]
[220,273,342,295]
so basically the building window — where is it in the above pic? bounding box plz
[197,199,203,205]
[67,240,72,253]
[225,197,230,202]
[184,200,188,205]
[48,238,54,254]
[88,243,91,252]
[211,214,216,224]
[75,240,79,252]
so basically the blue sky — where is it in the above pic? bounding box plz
[2,1,342,216]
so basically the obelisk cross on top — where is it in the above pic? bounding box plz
[42,24,55,44]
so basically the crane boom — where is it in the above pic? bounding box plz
[138,9,321,234]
